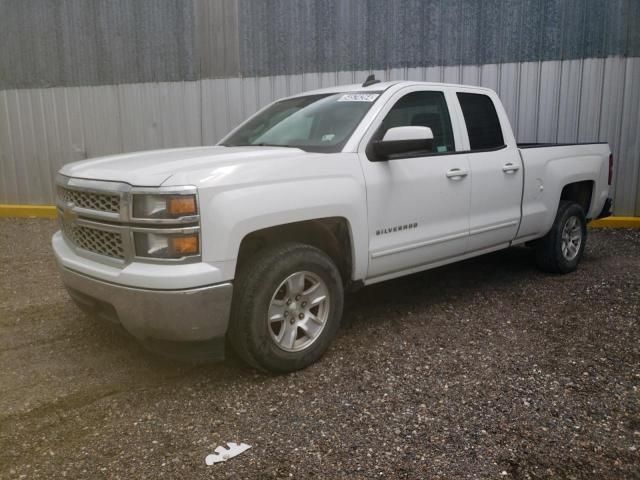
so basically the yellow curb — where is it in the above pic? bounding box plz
[0,204,57,219]
[589,216,640,228]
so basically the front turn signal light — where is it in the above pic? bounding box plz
[134,232,200,259]
[167,195,197,216]
[169,235,199,255]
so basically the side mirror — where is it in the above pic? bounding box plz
[371,126,434,161]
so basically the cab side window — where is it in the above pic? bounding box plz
[456,93,505,150]
[376,91,455,154]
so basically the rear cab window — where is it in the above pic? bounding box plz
[456,92,505,151]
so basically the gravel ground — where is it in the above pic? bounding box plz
[1,218,638,479]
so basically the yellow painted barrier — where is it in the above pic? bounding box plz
[0,203,638,228]
[0,204,57,219]
[589,216,640,228]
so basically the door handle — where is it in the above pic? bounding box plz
[502,163,520,173]
[446,168,469,179]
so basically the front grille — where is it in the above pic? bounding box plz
[58,187,120,214]
[57,178,200,264]
[61,222,125,259]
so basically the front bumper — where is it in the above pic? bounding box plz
[53,230,234,362]
[60,267,233,362]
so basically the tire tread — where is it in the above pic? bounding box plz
[228,242,343,372]
[535,200,586,274]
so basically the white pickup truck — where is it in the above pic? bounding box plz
[52,78,613,372]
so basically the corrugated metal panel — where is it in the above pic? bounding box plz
[598,57,627,206]
[616,57,640,215]
[195,0,239,79]
[536,61,562,143]
[0,91,19,203]
[1,57,639,215]
[0,0,197,90]
[556,60,583,143]
[578,59,605,142]
[0,82,201,203]
[498,63,521,137]
[237,0,639,77]
[118,82,202,152]
[2,0,639,90]
[517,62,540,143]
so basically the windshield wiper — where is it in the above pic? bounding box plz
[227,142,295,148]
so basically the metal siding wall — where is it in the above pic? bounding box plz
[0,0,638,213]
[195,0,240,79]
[1,58,639,215]
[0,0,197,90]
[236,0,638,77]
[2,0,639,89]
[0,82,201,204]
[537,61,562,143]
[617,57,640,215]
[117,82,202,152]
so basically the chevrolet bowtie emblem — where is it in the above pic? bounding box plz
[63,202,77,223]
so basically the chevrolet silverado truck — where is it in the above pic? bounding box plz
[52,78,613,372]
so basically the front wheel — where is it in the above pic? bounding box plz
[228,243,344,372]
[534,200,587,273]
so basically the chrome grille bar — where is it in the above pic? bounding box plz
[57,186,120,214]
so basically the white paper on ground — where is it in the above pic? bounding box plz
[205,442,251,465]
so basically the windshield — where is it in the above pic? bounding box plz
[221,92,382,153]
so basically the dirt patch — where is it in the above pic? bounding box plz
[1,219,638,479]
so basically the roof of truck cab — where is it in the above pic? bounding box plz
[293,80,495,97]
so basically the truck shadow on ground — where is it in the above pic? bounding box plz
[66,245,554,378]
[342,245,539,330]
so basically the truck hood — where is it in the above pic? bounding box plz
[59,146,309,186]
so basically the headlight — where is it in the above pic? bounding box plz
[132,194,198,219]
[130,189,200,261]
[134,232,200,259]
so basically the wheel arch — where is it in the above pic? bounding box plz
[560,180,594,218]
[235,217,356,286]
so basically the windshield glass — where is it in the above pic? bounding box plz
[221,92,382,153]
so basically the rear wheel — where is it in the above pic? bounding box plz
[534,201,587,273]
[229,243,344,372]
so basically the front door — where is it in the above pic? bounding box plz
[358,88,471,280]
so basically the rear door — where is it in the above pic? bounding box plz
[357,87,471,280]
[456,92,523,252]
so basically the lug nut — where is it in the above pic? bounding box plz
[286,299,292,305]
[301,301,307,308]
[284,311,289,317]
[298,313,304,319]
[295,295,301,301]
[289,318,295,324]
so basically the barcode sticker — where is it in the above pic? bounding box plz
[337,93,380,102]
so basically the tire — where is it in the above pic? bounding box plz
[228,242,344,373]
[534,200,587,274]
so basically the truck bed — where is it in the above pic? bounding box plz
[515,141,611,241]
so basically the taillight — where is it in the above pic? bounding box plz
[608,153,613,185]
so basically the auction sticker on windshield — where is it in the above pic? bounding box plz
[337,93,380,102]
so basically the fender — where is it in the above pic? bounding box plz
[193,163,369,282]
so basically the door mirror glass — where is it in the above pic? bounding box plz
[372,126,434,160]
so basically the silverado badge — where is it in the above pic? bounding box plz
[376,222,418,236]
